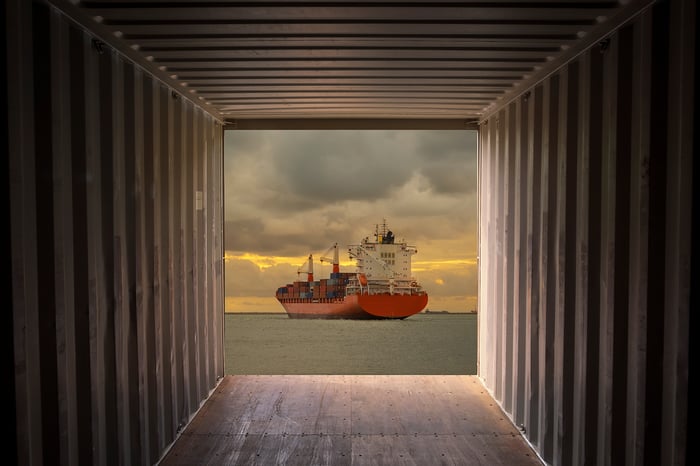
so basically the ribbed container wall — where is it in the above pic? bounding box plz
[477,2,694,466]
[6,2,225,466]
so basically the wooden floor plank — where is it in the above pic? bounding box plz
[159,375,542,465]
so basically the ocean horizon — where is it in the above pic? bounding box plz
[224,312,477,375]
[226,310,477,314]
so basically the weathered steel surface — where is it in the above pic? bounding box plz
[477,2,693,465]
[6,1,693,465]
[7,3,225,465]
[49,0,639,121]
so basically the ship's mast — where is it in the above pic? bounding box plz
[319,243,340,274]
[332,243,339,274]
[374,218,389,243]
[297,254,314,282]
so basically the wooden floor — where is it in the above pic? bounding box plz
[158,375,543,465]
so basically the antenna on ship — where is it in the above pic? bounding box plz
[375,218,391,243]
[374,218,388,243]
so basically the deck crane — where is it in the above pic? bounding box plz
[297,254,314,282]
[319,243,340,274]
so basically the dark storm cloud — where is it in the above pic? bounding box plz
[225,130,412,216]
[224,130,476,207]
[225,219,360,256]
[223,129,479,255]
[225,219,312,255]
[268,130,416,203]
[413,131,478,195]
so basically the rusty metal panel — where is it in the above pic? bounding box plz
[477,2,693,465]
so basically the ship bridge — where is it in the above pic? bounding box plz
[349,237,416,281]
[5,1,694,465]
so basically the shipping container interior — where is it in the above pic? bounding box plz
[5,1,694,465]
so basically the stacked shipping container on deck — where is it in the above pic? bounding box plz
[276,272,355,301]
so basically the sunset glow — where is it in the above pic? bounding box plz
[224,130,478,313]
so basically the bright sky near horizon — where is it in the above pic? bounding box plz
[223,129,478,313]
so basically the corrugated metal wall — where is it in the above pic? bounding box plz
[477,1,694,465]
[6,2,225,465]
[6,0,694,465]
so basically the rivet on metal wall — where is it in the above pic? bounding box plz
[91,39,105,54]
[598,38,610,53]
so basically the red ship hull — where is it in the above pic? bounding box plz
[278,293,428,320]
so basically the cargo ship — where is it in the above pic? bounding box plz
[275,222,428,319]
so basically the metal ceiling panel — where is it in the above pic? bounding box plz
[60,1,643,122]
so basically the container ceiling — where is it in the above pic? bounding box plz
[60,0,645,124]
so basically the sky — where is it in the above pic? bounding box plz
[223,129,478,313]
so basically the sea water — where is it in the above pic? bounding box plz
[224,312,477,375]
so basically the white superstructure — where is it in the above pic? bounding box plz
[346,221,423,296]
